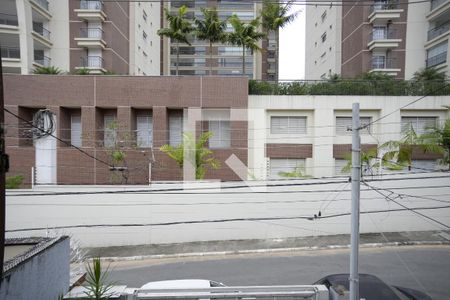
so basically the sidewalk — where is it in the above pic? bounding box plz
[85,230,450,260]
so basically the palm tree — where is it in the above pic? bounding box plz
[261,0,297,81]
[418,117,450,170]
[228,15,265,76]
[194,7,227,75]
[412,67,448,95]
[160,131,220,179]
[158,5,193,76]
[381,125,420,171]
[33,66,62,75]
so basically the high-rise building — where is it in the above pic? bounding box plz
[160,0,275,80]
[0,0,160,75]
[305,0,450,80]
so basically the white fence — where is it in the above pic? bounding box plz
[6,173,450,248]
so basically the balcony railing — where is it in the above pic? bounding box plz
[428,21,450,40]
[370,1,399,13]
[371,57,397,69]
[1,47,21,59]
[431,0,447,10]
[370,28,398,41]
[79,27,103,39]
[80,0,104,10]
[32,22,51,40]
[34,0,49,11]
[0,13,19,26]
[80,56,104,68]
[34,54,51,67]
[426,52,447,67]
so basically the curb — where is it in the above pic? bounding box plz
[99,240,450,262]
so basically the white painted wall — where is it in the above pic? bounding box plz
[5,173,450,248]
[248,95,450,178]
[49,0,70,72]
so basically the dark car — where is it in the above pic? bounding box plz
[314,274,432,300]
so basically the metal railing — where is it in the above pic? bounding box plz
[80,56,104,68]
[369,28,398,41]
[1,47,21,59]
[427,21,450,41]
[80,0,104,10]
[426,52,447,67]
[370,1,399,13]
[79,27,103,39]
[34,54,51,67]
[34,0,49,11]
[371,57,397,69]
[0,13,18,26]
[431,0,447,10]
[33,22,51,40]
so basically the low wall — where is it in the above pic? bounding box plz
[5,173,450,248]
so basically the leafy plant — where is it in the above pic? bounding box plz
[33,66,62,75]
[6,175,24,189]
[160,131,220,179]
[278,166,310,178]
[412,67,448,95]
[158,5,193,75]
[194,7,228,75]
[418,117,450,170]
[74,68,91,75]
[84,257,115,300]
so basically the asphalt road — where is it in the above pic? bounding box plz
[109,245,450,299]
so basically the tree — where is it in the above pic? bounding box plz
[194,7,228,75]
[228,15,265,76]
[160,131,220,180]
[412,67,448,95]
[418,117,450,170]
[261,0,297,81]
[33,66,62,74]
[158,5,193,76]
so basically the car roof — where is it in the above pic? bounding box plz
[316,274,404,300]
[140,279,213,290]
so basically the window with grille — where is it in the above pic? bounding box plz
[136,114,152,148]
[209,120,230,149]
[169,114,183,146]
[271,116,307,134]
[71,114,82,147]
[104,115,117,148]
[269,158,305,179]
[336,117,372,135]
[401,117,437,135]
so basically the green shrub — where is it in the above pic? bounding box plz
[6,175,24,189]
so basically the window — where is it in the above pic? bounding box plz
[271,116,307,134]
[336,117,372,135]
[209,120,230,149]
[269,158,305,179]
[401,117,437,135]
[169,113,183,146]
[143,10,147,22]
[321,32,327,43]
[136,114,152,147]
[143,31,147,41]
[71,114,82,147]
[104,115,117,148]
[321,11,327,22]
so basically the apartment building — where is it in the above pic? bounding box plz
[160,0,274,80]
[305,0,450,79]
[0,0,159,75]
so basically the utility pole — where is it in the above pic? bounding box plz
[350,102,361,300]
[0,52,5,277]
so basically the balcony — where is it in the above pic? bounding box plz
[427,21,450,41]
[427,0,450,21]
[74,1,106,22]
[426,52,447,67]
[1,47,20,59]
[74,28,106,48]
[30,0,51,19]
[77,56,106,74]
[0,13,18,27]
[368,1,403,24]
[33,53,51,67]
[367,28,401,50]
[431,0,447,10]
[32,22,52,47]
[369,57,401,76]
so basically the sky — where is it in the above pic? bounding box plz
[279,5,306,80]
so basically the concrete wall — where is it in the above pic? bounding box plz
[0,237,70,300]
[5,173,450,248]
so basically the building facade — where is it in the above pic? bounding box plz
[160,0,274,80]
[305,0,450,79]
[0,0,159,75]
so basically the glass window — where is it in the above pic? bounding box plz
[336,117,372,135]
[269,158,305,179]
[136,114,152,148]
[104,115,117,148]
[71,114,82,147]
[271,116,307,134]
[169,114,183,146]
[401,117,437,135]
[209,120,230,149]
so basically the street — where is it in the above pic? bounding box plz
[109,245,450,299]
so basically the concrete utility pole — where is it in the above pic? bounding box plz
[350,102,361,300]
[0,53,5,276]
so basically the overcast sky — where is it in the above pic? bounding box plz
[279,5,305,80]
